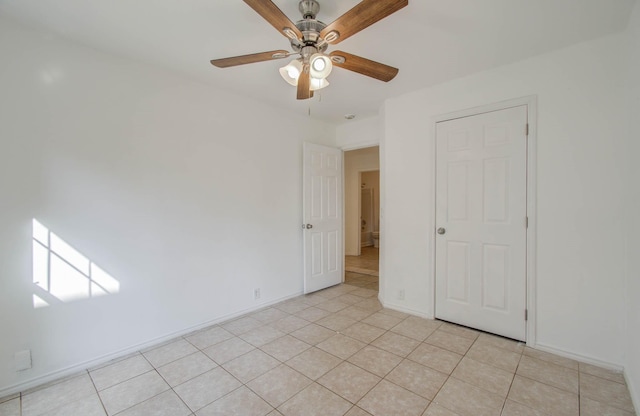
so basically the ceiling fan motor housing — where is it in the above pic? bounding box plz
[293,0,328,52]
[296,20,327,48]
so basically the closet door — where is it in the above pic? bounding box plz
[435,105,528,341]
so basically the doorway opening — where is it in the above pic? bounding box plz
[343,147,379,292]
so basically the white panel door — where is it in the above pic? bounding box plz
[435,105,528,341]
[303,143,343,294]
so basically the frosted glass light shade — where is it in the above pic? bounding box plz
[310,77,329,91]
[309,54,332,79]
[279,59,303,86]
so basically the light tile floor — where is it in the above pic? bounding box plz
[345,247,379,278]
[1,283,636,416]
[345,247,379,292]
[345,272,379,292]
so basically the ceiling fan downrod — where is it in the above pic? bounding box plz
[299,0,320,19]
[290,0,330,53]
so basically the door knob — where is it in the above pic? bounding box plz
[437,227,446,235]
[306,224,313,229]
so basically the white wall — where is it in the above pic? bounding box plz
[336,116,380,150]
[343,147,380,255]
[625,2,640,406]
[381,33,629,365]
[0,18,335,395]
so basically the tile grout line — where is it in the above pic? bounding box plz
[192,379,251,415]
[332,319,441,414]
[177,334,263,414]
[499,346,524,416]
[87,369,114,416]
[576,369,635,414]
[352,351,430,414]
[580,367,628,385]
[427,334,477,415]
[266,308,400,413]
[178,320,346,414]
[112,371,169,415]
[138,351,193,415]
[98,350,188,416]
[426,334,532,415]
[578,364,581,416]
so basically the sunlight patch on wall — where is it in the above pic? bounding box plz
[32,219,120,308]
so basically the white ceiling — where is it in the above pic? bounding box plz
[0,0,636,124]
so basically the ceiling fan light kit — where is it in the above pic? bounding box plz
[309,53,332,78]
[279,59,303,86]
[211,0,408,100]
[310,77,329,91]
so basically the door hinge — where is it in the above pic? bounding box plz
[525,309,529,321]
[525,124,529,136]
[525,216,529,228]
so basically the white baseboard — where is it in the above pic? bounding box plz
[0,291,302,398]
[624,371,640,414]
[379,298,434,320]
[532,342,624,372]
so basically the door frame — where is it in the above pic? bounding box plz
[430,96,538,346]
[341,145,381,258]
[340,144,382,296]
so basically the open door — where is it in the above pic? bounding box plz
[303,143,343,294]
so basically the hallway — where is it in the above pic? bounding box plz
[345,247,379,291]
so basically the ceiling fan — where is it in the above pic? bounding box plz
[211,0,408,100]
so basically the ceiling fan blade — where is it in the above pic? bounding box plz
[320,0,408,45]
[330,51,399,82]
[297,64,312,100]
[243,0,303,40]
[210,50,290,68]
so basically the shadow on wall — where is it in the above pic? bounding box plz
[31,219,120,308]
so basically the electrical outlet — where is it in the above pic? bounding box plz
[254,288,261,300]
[15,350,31,371]
[398,289,405,301]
